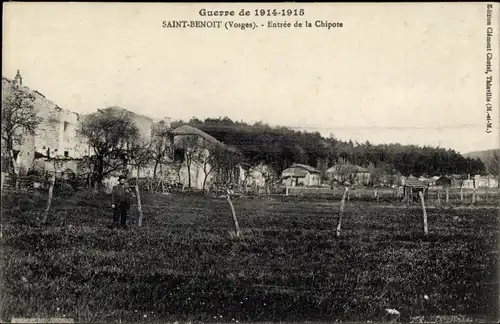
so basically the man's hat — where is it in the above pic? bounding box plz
[118,175,127,181]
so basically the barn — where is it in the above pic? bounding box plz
[281,164,321,187]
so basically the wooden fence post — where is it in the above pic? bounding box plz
[406,188,410,208]
[472,187,476,204]
[161,179,166,193]
[437,189,441,206]
[445,187,449,205]
[42,170,56,224]
[460,187,463,202]
[9,149,20,190]
[336,187,349,238]
[419,191,428,236]
[42,159,65,224]
[286,186,289,196]
[227,189,240,237]
[136,168,144,227]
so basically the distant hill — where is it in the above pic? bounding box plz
[463,149,500,163]
[463,149,500,175]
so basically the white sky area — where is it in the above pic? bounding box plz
[3,2,499,154]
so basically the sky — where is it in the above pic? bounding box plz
[3,2,499,154]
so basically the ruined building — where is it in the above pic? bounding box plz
[2,71,171,175]
[2,72,85,173]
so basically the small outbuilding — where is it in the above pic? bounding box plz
[281,163,321,187]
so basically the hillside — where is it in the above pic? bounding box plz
[463,149,500,175]
[463,149,500,162]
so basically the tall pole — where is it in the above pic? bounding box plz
[419,191,428,236]
[336,187,349,238]
[227,189,240,237]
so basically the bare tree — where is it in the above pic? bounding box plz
[317,158,330,183]
[200,147,215,191]
[127,139,154,227]
[336,164,359,185]
[76,156,96,189]
[175,135,202,188]
[248,164,275,195]
[200,146,241,191]
[77,109,139,190]
[1,81,42,188]
[172,160,183,184]
[150,120,172,179]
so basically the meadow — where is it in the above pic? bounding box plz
[1,191,498,323]
[286,185,500,204]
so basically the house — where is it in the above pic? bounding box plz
[474,174,499,189]
[325,164,370,186]
[170,125,240,190]
[281,163,321,187]
[461,179,475,189]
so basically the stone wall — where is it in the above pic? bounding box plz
[33,100,88,159]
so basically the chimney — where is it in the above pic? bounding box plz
[14,70,22,86]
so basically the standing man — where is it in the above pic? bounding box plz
[112,175,134,229]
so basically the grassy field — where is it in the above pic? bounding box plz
[1,191,498,323]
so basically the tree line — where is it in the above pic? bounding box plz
[171,117,488,179]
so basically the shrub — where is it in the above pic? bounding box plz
[54,181,75,197]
